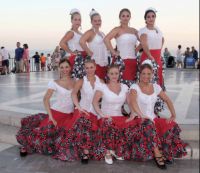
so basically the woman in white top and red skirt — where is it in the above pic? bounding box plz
[129,60,187,169]
[79,9,108,80]
[16,59,76,159]
[104,8,139,87]
[139,8,164,88]
[93,64,159,165]
[70,58,105,163]
[59,8,87,78]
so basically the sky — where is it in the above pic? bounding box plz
[0,0,199,56]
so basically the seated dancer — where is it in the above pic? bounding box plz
[71,58,105,163]
[129,60,187,169]
[16,58,75,157]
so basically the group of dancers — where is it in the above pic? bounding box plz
[16,8,187,170]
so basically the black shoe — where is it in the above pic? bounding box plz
[20,147,28,157]
[164,158,174,165]
[154,156,167,170]
[81,153,89,164]
[162,155,174,165]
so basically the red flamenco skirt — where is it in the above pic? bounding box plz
[154,118,187,161]
[16,109,73,155]
[99,116,158,160]
[140,49,163,86]
[95,64,107,80]
[68,51,87,68]
[122,59,137,81]
[70,109,105,160]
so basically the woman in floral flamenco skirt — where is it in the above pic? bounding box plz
[59,8,87,79]
[129,60,187,169]
[16,58,76,159]
[104,8,140,87]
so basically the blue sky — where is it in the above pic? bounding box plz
[0,0,199,55]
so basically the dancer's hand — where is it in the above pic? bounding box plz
[49,117,57,126]
[111,50,120,57]
[148,55,155,61]
[88,51,93,57]
[125,113,137,123]
[167,115,176,123]
[77,106,90,116]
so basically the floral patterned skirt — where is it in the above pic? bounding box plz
[154,118,187,161]
[99,116,159,161]
[52,110,105,161]
[16,109,74,155]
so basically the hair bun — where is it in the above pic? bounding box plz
[145,7,157,13]
[89,9,98,17]
[70,8,80,15]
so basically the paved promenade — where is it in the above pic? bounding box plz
[0,68,199,124]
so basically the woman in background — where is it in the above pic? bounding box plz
[79,9,108,80]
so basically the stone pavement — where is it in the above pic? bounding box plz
[0,145,199,173]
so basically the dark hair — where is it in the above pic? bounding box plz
[71,12,80,20]
[41,53,44,56]
[59,57,71,66]
[144,10,156,19]
[84,57,96,65]
[140,63,153,73]
[107,64,120,73]
[23,44,28,49]
[1,47,4,49]
[35,52,38,54]
[90,9,100,21]
[119,8,131,18]
[178,45,182,49]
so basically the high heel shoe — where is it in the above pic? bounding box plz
[81,153,89,164]
[19,147,27,157]
[110,150,124,161]
[154,156,167,170]
[105,153,113,165]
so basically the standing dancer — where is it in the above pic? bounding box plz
[59,8,87,78]
[80,9,109,80]
[104,8,139,86]
[138,7,164,87]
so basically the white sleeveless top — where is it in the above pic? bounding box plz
[130,83,162,120]
[116,33,137,60]
[79,75,102,116]
[138,26,163,50]
[48,80,74,113]
[67,30,83,55]
[97,83,128,116]
[88,31,108,66]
